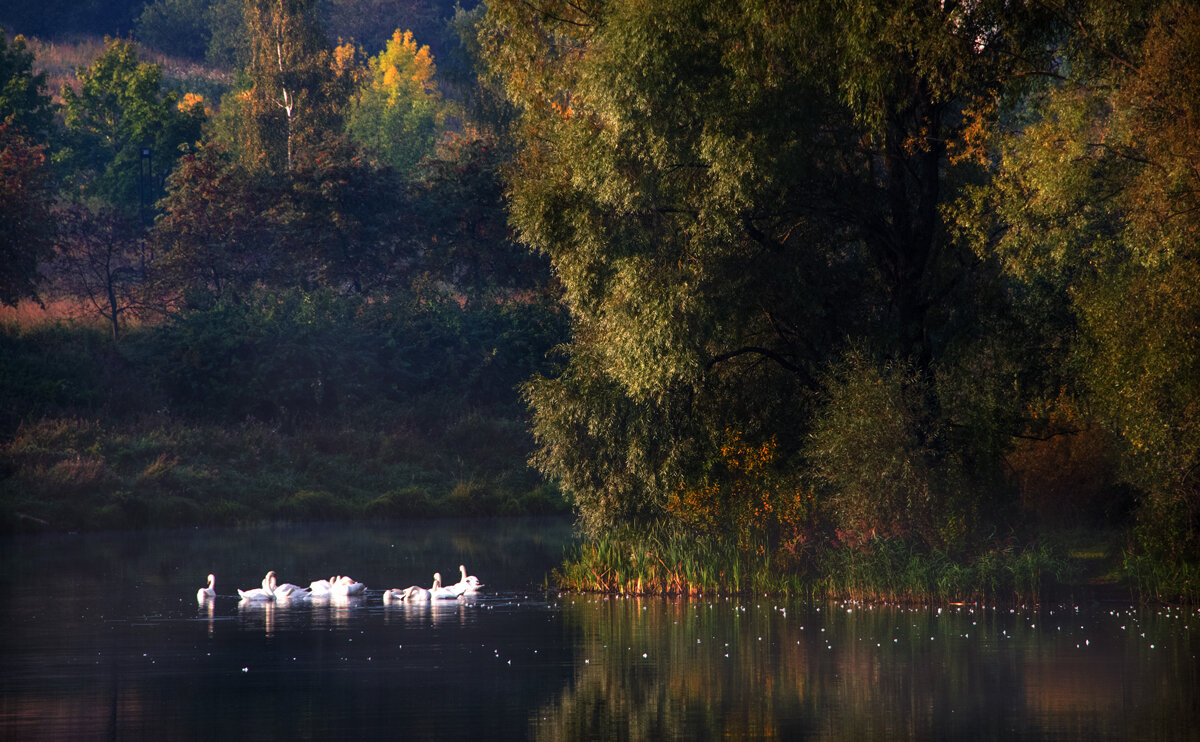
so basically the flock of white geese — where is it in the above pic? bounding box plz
[195,565,482,605]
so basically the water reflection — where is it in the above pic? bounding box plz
[200,598,215,637]
[2,520,1197,741]
[534,597,1200,741]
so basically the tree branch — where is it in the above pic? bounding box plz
[706,345,804,377]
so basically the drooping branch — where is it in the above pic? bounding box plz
[705,345,805,377]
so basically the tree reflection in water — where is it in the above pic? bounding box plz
[534,596,1197,741]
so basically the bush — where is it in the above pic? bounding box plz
[149,289,380,419]
[276,489,351,520]
[806,349,947,546]
[0,324,108,429]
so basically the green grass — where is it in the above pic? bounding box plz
[554,526,1087,604]
[0,287,570,532]
[0,413,568,532]
[1122,551,1200,604]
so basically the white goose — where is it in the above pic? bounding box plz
[385,580,434,603]
[274,577,311,600]
[429,572,463,600]
[238,571,277,601]
[308,577,337,597]
[383,587,416,604]
[455,564,483,594]
[331,575,366,597]
[196,573,216,603]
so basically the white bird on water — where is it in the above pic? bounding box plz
[383,573,441,604]
[238,571,277,601]
[331,575,366,597]
[259,570,310,600]
[430,572,463,600]
[274,579,311,600]
[196,574,216,603]
[384,586,426,603]
[455,564,483,594]
[308,577,337,597]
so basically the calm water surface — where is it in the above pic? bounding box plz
[1,518,1197,741]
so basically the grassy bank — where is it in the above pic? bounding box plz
[550,525,1196,604]
[0,292,571,532]
[0,412,566,532]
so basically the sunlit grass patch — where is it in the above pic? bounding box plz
[556,527,1078,604]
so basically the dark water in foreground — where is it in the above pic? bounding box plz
[1,518,1197,741]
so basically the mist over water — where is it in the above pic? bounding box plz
[1,518,1196,740]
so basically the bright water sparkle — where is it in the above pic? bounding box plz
[1,518,1197,741]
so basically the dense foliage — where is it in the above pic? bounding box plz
[0,3,567,533]
[481,0,1200,599]
[56,37,206,214]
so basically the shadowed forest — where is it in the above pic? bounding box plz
[2,0,1197,602]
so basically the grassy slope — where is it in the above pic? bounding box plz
[0,313,568,533]
[1,412,566,532]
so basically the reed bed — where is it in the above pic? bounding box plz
[555,526,1078,605]
[1123,552,1200,605]
[554,526,783,598]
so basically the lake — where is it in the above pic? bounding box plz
[1,518,1196,740]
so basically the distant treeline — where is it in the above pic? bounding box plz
[0,0,471,63]
[0,0,565,530]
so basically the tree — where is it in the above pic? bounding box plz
[1,27,57,307]
[52,204,146,340]
[57,38,206,216]
[0,122,55,306]
[152,134,413,303]
[205,0,250,69]
[241,0,352,173]
[136,0,214,61]
[150,142,283,307]
[345,28,444,175]
[442,4,517,140]
[280,133,409,293]
[483,0,1061,541]
[0,30,55,140]
[409,130,551,303]
[968,0,1200,567]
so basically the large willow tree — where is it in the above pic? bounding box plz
[482,0,1062,544]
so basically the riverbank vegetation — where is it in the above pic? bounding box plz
[3,0,1198,603]
[480,0,1200,603]
[554,526,1082,604]
[1,0,569,531]
[0,295,568,531]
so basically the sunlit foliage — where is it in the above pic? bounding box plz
[961,0,1200,572]
[487,0,1059,547]
[345,28,444,174]
[240,0,350,172]
[0,30,55,140]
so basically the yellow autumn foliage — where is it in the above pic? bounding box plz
[372,30,437,103]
